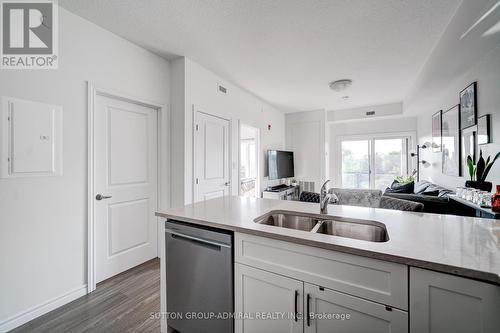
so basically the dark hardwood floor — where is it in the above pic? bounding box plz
[10,259,161,333]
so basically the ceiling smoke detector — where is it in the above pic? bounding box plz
[329,79,353,92]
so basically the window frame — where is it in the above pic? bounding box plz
[337,131,415,189]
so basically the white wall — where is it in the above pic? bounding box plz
[326,102,403,122]
[240,124,258,140]
[170,58,186,208]
[170,57,285,206]
[285,108,417,190]
[285,110,327,191]
[0,8,170,330]
[409,46,500,190]
[328,117,418,187]
[405,0,500,191]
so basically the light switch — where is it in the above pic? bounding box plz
[1,97,62,178]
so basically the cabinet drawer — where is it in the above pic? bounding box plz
[305,283,408,333]
[235,233,408,310]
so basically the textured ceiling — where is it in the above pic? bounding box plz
[59,0,461,112]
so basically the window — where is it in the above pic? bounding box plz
[340,135,411,190]
[374,138,406,189]
[341,140,370,189]
[240,139,256,179]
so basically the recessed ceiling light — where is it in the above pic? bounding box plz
[329,79,353,92]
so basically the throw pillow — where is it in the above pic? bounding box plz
[437,189,453,197]
[422,189,440,196]
[414,181,431,194]
[385,181,414,194]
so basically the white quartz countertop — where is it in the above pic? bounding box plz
[156,196,500,285]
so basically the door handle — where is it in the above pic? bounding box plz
[306,293,311,327]
[294,290,299,322]
[224,182,230,186]
[96,194,112,200]
[165,229,231,249]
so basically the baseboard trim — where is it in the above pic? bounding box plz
[0,285,87,333]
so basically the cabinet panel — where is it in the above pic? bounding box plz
[235,233,408,310]
[235,263,303,333]
[410,267,500,333]
[1,96,63,178]
[304,283,407,333]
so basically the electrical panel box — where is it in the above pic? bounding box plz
[1,97,62,178]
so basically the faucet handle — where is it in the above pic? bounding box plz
[320,180,330,194]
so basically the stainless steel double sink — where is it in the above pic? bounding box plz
[254,210,389,242]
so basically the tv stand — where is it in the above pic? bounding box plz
[267,184,289,192]
[262,184,299,200]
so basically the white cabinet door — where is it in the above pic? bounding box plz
[304,283,408,333]
[235,233,408,310]
[410,267,500,333]
[235,264,303,333]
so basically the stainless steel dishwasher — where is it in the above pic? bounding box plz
[165,220,233,333]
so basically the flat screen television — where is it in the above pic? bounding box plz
[268,150,294,180]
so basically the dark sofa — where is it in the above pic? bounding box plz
[384,180,475,216]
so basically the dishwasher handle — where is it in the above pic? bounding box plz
[166,229,231,249]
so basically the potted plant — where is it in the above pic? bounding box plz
[465,150,500,192]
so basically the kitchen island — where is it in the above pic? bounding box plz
[156,196,500,333]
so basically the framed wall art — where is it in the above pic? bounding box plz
[432,110,442,152]
[461,125,477,176]
[441,105,460,176]
[459,82,477,130]
[477,114,490,145]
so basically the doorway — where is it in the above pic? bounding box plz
[88,84,167,293]
[239,124,260,198]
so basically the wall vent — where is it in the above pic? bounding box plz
[366,111,376,116]
[218,84,227,94]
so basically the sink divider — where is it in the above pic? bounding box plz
[310,220,325,233]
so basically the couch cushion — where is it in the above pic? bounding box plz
[299,191,320,203]
[437,189,454,198]
[329,188,382,208]
[422,189,439,196]
[383,192,449,203]
[424,183,454,197]
[299,191,339,204]
[379,196,424,212]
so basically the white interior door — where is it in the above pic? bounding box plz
[194,111,230,202]
[95,94,158,283]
